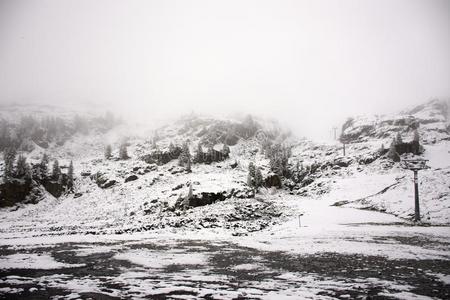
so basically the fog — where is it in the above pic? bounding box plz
[0,0,449,139]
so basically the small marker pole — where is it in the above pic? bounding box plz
[298,213,303,227]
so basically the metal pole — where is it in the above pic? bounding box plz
[343,143,346,156]
[414,170,420,222]
[298,215,301,227]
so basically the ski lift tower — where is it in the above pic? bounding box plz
[401,158,429,222]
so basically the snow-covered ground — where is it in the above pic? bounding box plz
[1,173,449,299]
[1,100,449,299]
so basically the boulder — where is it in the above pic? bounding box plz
[101,180,117,189]
[125,175,138,183]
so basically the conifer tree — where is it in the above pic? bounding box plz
[104,144,112,159]
[413,129,420,142]
[169,142,176,153]
[254,167,263,188]
[68,160,74,189]
[195,143,203,163]
[52,159,61,180]
[248,162,256,178]
[395,132,403,144]
[15,155,27,177]
[40,153,50,178]
[178,141,191,170]
[24,163,32,181]
[3,147,16,182]
[119,142,129,160]
[387,139,400,162]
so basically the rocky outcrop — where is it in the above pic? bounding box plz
[264,173,282,188]
[175,187,255,210]
[91,172,117,189]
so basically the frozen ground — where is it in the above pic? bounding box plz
[1,174,449,299]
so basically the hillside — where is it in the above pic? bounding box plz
[0,99,449,242]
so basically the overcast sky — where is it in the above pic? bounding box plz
[0,0,449,139]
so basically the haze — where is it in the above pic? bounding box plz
[0,0,449,139]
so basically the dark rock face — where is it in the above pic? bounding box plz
[175,187,254,210]
[141,147,182,165]
[188,192,227,207]
[43,180,66,198]
[125,175,138,183]
[265,174,282,188]
[91,172,117,189]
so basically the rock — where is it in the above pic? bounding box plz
[168,166,185,175]
[80,171,91,177]
[101,180,117,189]
[172,183,184,190]
[264,173,282,188]
[333,157,352,168]
[125,175,138,183]
[234,187,255,198]
[230,161,238,169]
[74,193,83,198]
[43,180,65,198]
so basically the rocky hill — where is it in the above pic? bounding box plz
[0,99,449,239]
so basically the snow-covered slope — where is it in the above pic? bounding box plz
[0,99,449,240]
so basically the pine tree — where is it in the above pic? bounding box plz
[413,129,420,142]
[195,143,203,163]
[40,153,49,178]
[3,147,16,182]
[254,167,263,188]
[248,162,256,178]
[68,160,74,189]
[15,155,27,177]
[169,142,176,153]
[387,139,400,162]
[104,144,112,159]
[24,163,32,181]
[395,132,403,144]
[119,142,129,160]
[178,141,191,169]
[52,160,61,180]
